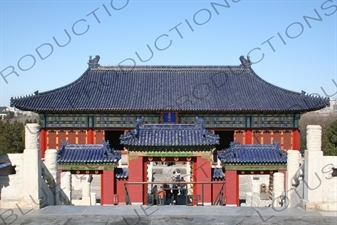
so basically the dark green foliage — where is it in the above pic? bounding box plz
[300,137,306,155]
[25,119,32,124]
[0,119,25,154]
[4,112,14,120]
[322,120,337,156]
[299,113,337,153]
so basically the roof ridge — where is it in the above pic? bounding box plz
[94,65,244,70]
[10,68,91,104]
[10,56,329,113]
[248,66,329,102]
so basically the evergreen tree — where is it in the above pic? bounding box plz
[0,119,25,154]
[4,112,14,120]
[0,120,13,153]
[11,120,25,153]
[322,119,337,156]
[300,137,306,155]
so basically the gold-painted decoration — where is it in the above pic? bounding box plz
[174,157,179,161]
[161,157,166,161]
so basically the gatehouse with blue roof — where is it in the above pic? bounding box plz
[10,56,329,206]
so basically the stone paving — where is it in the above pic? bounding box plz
[1,205,336,225]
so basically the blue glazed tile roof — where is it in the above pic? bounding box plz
[57,141,121,164]
[120,117,219,146]
[10,56,329,113]
[0,162,12,170]
[212,168,224,179]
[218,141,287,164]
[115,168,128,179]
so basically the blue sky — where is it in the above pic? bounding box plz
[0,0,336,107]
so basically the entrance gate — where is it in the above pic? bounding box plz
[124,181,226,206]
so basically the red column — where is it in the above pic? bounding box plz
[193,159,197,204]
[128,157,144,204]
[245,130,252,144]
[143,160,148,204]
[40,129,46,158]
[293,129,300,150]
[101,170,114,205]
[195,157,212,204]
[225,170,238,206]
[87,129,94,144]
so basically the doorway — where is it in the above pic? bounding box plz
[213,131,234,163]
[105,130,124,150]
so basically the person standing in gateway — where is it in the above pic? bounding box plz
[157,186,165,205]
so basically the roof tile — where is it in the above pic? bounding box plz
[120,117,219,146]
[10,56,329,113]
[218,141,287,164]
[57,141,121,164]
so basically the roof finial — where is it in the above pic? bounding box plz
[88,55,100,69]
[239,55,252,68]
[195,116,205,129]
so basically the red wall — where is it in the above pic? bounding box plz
[68,131,76,144]
[87,129,94,144]
[115,179,127,204]
[78,131,86,144]
[40,129,46,158]
[48,131,56,149]
[253,131,262,144]
[212,182,224,204]
[283,131,292,150]
[101,170,114,205]
[127,157,144,204]
[237,130,297,150]
[225,170,238,206]
[235,131,244,144]
[194,157,212,204]
[95,130,104,144]
[293,129,300,150]
[245,130,252,144]
[264,131,271,144]
[273,131,282,146]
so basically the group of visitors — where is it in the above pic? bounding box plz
[151,169,187,205]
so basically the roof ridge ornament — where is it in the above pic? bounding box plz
[103,140,115,159]
[61,140,68,148]
[57,140,68,158]
[88,55,100,69]
[229,140,236,148]
[195,116,205,129]
[126,116,144,139]
[272,140,280,148]
[136,116,145,125]
[239,55,252,68]
[103,140,110,148]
